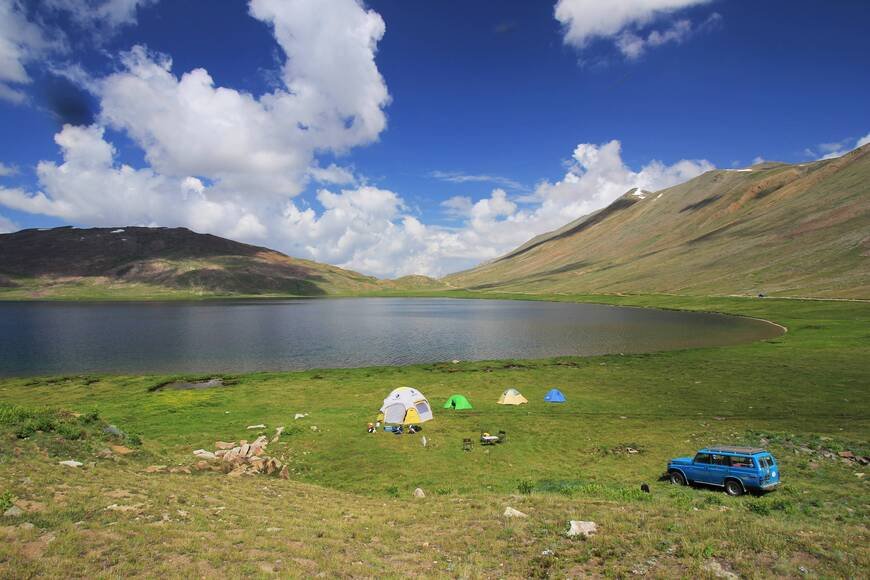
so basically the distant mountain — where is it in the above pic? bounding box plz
[0,226,387,298]
[445,145,870,298]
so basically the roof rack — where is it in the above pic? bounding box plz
[704,445,766,454]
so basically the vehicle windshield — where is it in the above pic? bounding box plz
[758,456,773,469]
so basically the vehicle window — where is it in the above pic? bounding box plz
[694,453,710,464]
[711,454,731,466]
[730,456,755,468]
[758,456,771,469]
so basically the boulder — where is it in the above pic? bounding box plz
[838,451,855,459]
[3,506,23,518]
[193,460,211,471]
[103,425,124,437]
[279,465,289,480]
[145,465,167,474]
[413,488,425,498]
[239,444,251,457]
[193,449,217,460]
[503,507,527,518]
[59,460,83,468]
[215,441,237,450]
[169,466,192,474]
[566,520,597,538]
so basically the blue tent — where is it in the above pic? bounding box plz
[544,388,566,403]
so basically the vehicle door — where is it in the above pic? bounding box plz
[728,454,756,485]
[688,452,712,482]
[705,454,732,485]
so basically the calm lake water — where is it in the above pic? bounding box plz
[0,298,782,376]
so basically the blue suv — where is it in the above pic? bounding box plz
[667,446,780,496]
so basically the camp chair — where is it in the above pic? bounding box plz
[463,438,473,452]
[497,430,507,444]
[480,432,498,446]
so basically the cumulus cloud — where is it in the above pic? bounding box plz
[555,0,715,59]
[273,140,713,277]
[0,0,53,103]
[97,0,388,198]
[804,133,870,160]
[0,162,18,176]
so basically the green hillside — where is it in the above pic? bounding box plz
[445,145,870,298]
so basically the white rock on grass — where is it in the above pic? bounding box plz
[294,413,309,420]
[503,507,527,518]
[246,424,266,430]
[566,520,597,537]
[413,488,425,498]
[59,460,83,468]
[3,506,24,517]
[193,450,217,460]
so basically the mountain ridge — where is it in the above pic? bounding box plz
[444,145,870,298]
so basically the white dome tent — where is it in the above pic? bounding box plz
[380,387,433,425]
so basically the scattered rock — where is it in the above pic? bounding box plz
[310,425,318,432]
[59,460,83,468]
[18,522,35,531]
[246,424,266,430]
[169,466,192,474]
[541,549,554,557]
[503,507,527,518]
[702,559,738,579]
[215,441,236,450]
[421,435,428,448]
[838,451,855,459]
[271,426,285,443]
[294,413,308,420]
[110,445,135,455]
[193,449,217,460]
[413,488,425,498]
[193,460,212,471]
[103,425,124,437]
[145,465,167,474]
[4,506,24,518]
[451,359,460,364]
[96,448,114,459]
[566,520,597,538]
[105,504,143,513]
[266,527,282,533]
[279,465,289,479]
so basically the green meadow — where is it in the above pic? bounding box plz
[0,294,867,577]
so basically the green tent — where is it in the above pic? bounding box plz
[443,394,473,410]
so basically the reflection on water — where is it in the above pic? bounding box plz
[0,298,782,376]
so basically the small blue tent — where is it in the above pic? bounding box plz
[544,388,566,403]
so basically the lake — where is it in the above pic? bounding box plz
[0,298,783,376]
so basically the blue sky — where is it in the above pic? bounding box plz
[0,0,868,277]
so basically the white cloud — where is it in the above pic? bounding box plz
[806,133,870,160]
[0,162,18,176]
[555,0,714,59]
[44,0,156,32]
[308,163,357,185]
[273,140,713,277]
[98,0,389,198]
[429,170,524,190]
[0,0,53,103]
[0,211,15,233]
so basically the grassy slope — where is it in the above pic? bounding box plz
[444,146,870,299]
[0,293,867,577]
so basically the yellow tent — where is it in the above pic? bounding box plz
[380,387,434,424]
[497,388,528,405]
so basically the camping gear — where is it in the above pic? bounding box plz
[544,388,567,403]
[463,438,473,452]
[380,387,434,425]
[481,431,499,445]
[497,388,528,405]
[497,430,507,443]
[443,394,473,410]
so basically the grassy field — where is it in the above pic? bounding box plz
[0,293,867,577]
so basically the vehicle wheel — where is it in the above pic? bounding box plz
[669,471,687,486]
[724,479,744,496]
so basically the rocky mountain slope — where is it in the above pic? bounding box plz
[445,145,870,298]
[0,226,385,297]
